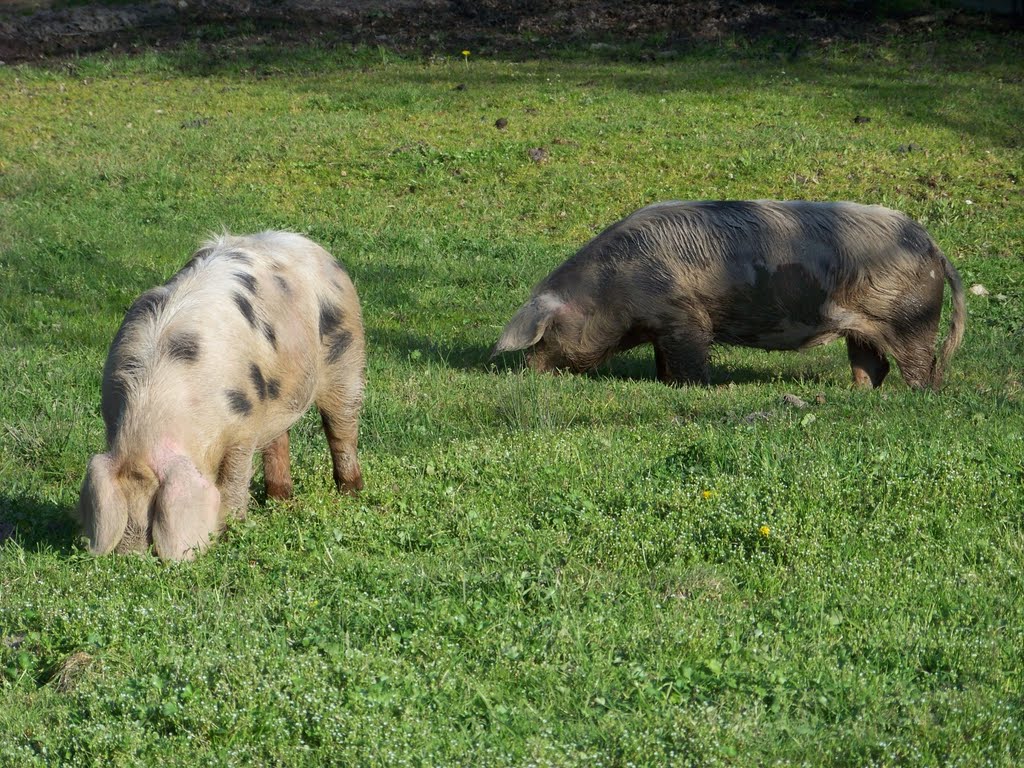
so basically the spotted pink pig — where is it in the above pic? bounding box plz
[78,231,365,561]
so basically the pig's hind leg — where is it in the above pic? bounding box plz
[846,337,890,388]
[890,340,938,390]
[885,274,944,390]
[316,366,364,495]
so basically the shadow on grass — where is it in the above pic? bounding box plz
[1,1,845,66]
[133,33,1024,151]
[598,354,840,387]
[6,3,1021,148]
[367,327,496,370]
[372,320,844,387]
[0,494,79,555]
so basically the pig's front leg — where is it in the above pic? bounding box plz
[262,432,294,500]
[217,443,256,519]
[655,326,711,386]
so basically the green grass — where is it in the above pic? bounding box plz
[2,28,1024,766]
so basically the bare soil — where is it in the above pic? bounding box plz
[0,0,1004,65]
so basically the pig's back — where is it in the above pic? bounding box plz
[102,231,356,456]
[618,200,934,274]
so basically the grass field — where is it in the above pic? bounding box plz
[1,23,1023,766]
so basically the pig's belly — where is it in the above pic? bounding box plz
[714,312,839,351]
[711,259,837,350]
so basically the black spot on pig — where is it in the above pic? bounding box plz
[718,263,827,347]
[166,331,201,363]
[226,389,253,416]
[249,363,267,401]
[274,275,291,294]
[319,302,343,339]
[183,246,214,271]
[224,250,255,266]
[767,264,827,326]
[233,293,257,328]
[635,265,675,297]
[596,262,620,295]
[261,321,277,350]
[897,220,933,255]
[125,288,168,324]
[233,271,258,294]
[267,378,281,400]
[112,354,147,397]
[120,354,146,376]
[326,330,353,364]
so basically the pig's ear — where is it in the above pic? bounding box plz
[151,457,220,562]
[78,454,128,555]
[491,294,565,356]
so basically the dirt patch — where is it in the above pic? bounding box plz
[0,0,1007,65]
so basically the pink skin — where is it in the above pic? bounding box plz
[149,437,185,480]
[148,437,220,561]
[78,453,130,556]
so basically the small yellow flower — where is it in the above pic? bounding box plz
[701,489,716,499]
[759,525,771,537]
[462,50,471,57]
[461,50,471,67]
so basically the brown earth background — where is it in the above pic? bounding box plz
[1,0,1015,64]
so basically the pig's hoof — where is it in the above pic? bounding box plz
[266,481,294,501]
[337,473,364,496]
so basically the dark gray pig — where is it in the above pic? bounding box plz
[78,231,365,561]
[493,200,965,389]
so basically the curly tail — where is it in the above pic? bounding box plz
[932,249,966,389]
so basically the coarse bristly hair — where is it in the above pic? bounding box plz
[494,200,965,389]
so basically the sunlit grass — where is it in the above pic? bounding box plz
[1,27,1023,766]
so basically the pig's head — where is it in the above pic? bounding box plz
[77,451,220,561]
[491,293,583,373]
